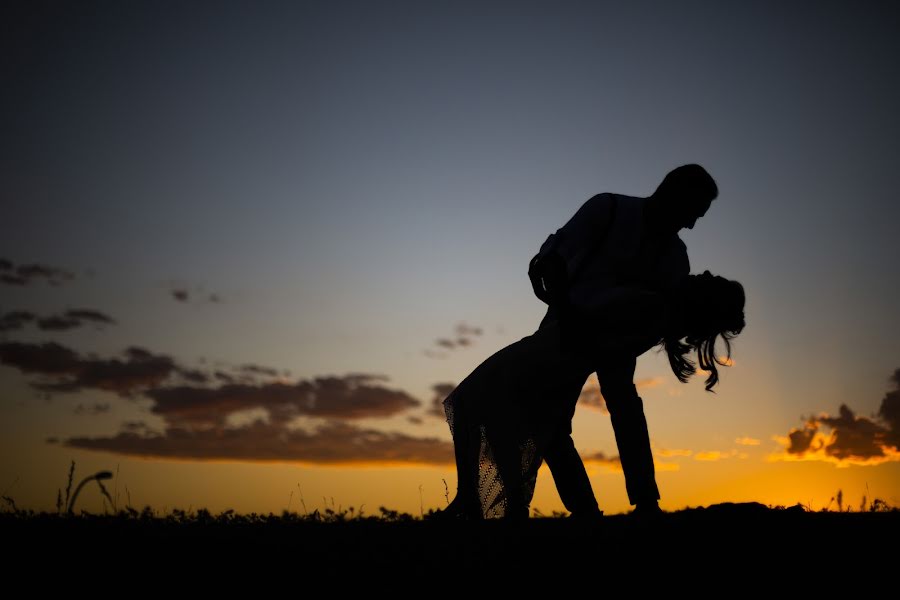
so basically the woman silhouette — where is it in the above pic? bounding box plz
[438,271,745,520]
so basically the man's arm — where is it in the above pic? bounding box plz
[529,193,617,304]
[551,193,617,279]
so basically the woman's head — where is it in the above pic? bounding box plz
[665,271,745,391]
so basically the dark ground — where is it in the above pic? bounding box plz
[4,503,896,587]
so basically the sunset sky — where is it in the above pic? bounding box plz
[2,1,899,517]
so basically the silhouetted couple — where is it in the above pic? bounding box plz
[439,165,745,520]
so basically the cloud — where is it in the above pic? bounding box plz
[0,342,185,396]
[693,450,738,461]
[0,260,75,286]
[426,383,456,419]
[878,368,900,449]
[74,402,111,416]
[580,451,679,472]
[425,322,484,357]
[169,285,223,304]
[63,309,116,325]
[0,309,115,332]
[657,448,693,458]
[3,340,420,429]
[237,363,280,378]
[735,437,761,446]
[0,311,37,332]
[145,374,420,428]
[581,450,622,470]
[770,371,900,466]
[578,376,664,413]
[62,420,454,465]
[36,316,83,331]
[6,338,442,466]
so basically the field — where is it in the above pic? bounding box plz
[3,502,896,584]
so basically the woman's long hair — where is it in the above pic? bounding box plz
[663,274,745,391]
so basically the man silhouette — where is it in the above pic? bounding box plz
[529,164,718,517]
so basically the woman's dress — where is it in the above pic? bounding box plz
[443,292,665,519]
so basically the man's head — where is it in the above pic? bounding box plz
[648,164,718,233]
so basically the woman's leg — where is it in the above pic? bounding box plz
[544,428,602,516]
[443,394,482,518]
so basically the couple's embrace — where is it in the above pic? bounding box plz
[437,165,745,520]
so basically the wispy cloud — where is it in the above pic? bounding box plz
[73,402,111,416]
[425,382,456,419]
[0,259,75,287]
[0,342,186,396]
[4,338,444,465]
[769,369,900,467]
[0,309,115,333]
[59,420,454,465]
[145,374,420,427]
[1,341,418,425]
[581,450,622,470]
[578,376,664,413]
[657,448,693,458]
[424,322,484,358]
[168,284,223,304]
[735,436,761,446]
[693,450,739,461]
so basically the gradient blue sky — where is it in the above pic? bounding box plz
[2,1,899,515]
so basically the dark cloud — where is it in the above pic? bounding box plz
[146,374,420,428]
[121,420,161,435]
[1,274,28,285]
[577,377,661,414]
[64,309,116,325]
[0,341,83,375]
[777,371,900,465]
[0,311,37,332]
[578,379,608,414]
[817,406,889,460]
[580,451,622,467]
[6,340,431,465]
[456,323,483,337]
[0,341,180,396]
[169,286,224,304]
[784,422,818,454]
[74,402,111,415]
[425,322,485,356]
[0,309,115,332]
[62,420,454,465]
[426,383,456,419]
[177,368,209,384]
[238,364,280,378]
[214,370,236,383]
[37,315,82,331]
[407,415,424,425]
[0,260,75,286]
[878,368,900,449]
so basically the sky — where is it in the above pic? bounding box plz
[2,0,899,517]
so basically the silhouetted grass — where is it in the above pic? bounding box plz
[1,463,897,580]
